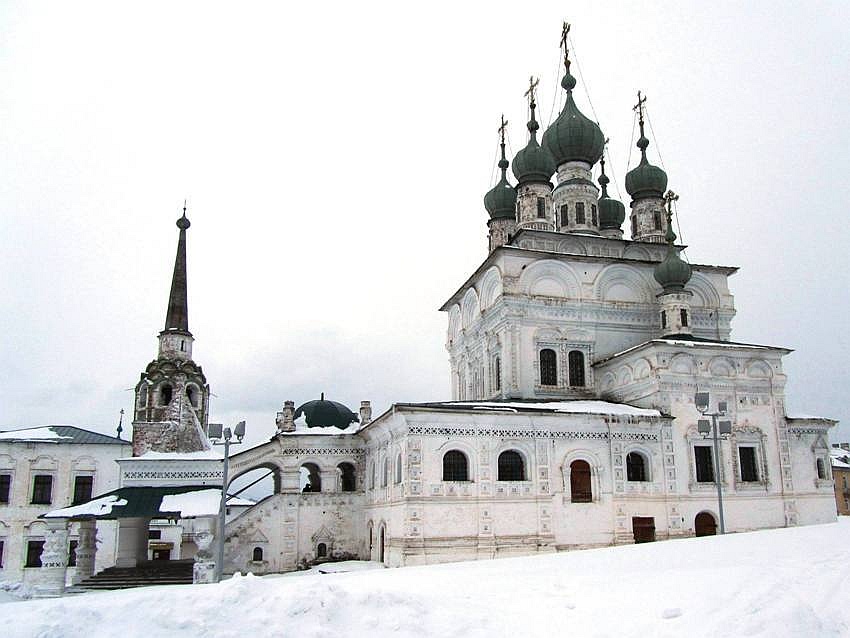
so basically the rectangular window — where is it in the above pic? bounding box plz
[661,311,667,329]
[148,529,162,540]
[680,309,689,327]
[25,540,44,568]
[844,476,848,489]
[591,204,598,226]
[654,211,662,230]
[560,204,568,227]
[0,539,4,567]
[739,447,759,482]
[68,540,78,567]
[536,197,546,218]
[695,446,714,483]
[631,216,637,237]
[575,202,586,224]
[0,474,10,504]
[31,475,53,505]
[72,476,93,505]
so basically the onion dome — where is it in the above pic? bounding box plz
[484,118,518,219]
[597,157,625,231]
[512,97,556,185]
[541,62,605,167]
[294,394,359,430]
[654,215,692,292]
[625,95,667,200]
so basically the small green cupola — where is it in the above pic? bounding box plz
[625,92,668,200]
[484,115,518,219]
[541,43,604,168]
[512,91,556,185]
[597,155,626,233]
[654,205,692,292]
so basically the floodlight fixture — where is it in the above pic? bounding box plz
[717,401,728,416]
[695,392,710,413]
[223,427,232,441]
[719,420,732,435]
[234,421,246,441]
[698,419,711,435]
[208,423,223,440]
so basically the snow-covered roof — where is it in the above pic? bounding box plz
[278,421,363,436]
[830,447,850,469]
[44,485,232,519]
[0,425,128,445]
[399,400,663,418]
[596,335,791,365]
[786,415,837,422]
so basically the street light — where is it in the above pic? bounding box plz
[695,392,732,534]
[209,421,245,582]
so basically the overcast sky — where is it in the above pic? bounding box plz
[1,1,848,447]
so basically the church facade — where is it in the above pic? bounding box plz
[220,35,837,574]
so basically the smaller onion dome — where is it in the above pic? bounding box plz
[484,119,518,219]
[541,64,605,167]
[294,394,359,430]
[625,96,667,200]
[654,218,692,292]
[512,98,556,185]
[597,157,625,231]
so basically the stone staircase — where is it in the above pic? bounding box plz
[75,560,194,590]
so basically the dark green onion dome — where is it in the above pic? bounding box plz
[597,163,625,231]
[294,394,359,430]
[512,100,556,185]
[484,133,518,219]
[654,221,692,292]
[625,134,668,200]
[541,65,605,167]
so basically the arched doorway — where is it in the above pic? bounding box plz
[695,511,717,537]
[379,526,385,563]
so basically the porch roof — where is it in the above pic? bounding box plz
[41,485,222,521]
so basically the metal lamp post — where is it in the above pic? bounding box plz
[208,420,245,582]
[695,392,732,534]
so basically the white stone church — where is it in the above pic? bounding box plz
[32,32,837,586]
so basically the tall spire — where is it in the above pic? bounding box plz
[164,202,191,334]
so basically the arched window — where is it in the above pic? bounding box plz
[301,463,321,492]
[317,543,327,558]
[443,450,469,481]
[568,350,585,387]
[186,385,198,408]
[381,459,388,487]
[338,462,356,492]
[159,384,172,406]
[570,460,592,503]
[539,349,557,386]
[626,452,648,482]
[252,547,263,561]
[394,453,402,484]
[498,450,525,481]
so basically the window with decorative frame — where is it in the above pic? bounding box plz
[0,474,10,504]
[575,202,586,224]
[443,450,470,481]
[731,426,768,489]
[31,475,53,505]
[497,450,525,481]
[568,350,585,387]
[694,445,715,483]
[536,197,546,219]
[539,349,557,386]
[626,452,649,482]
[560,204,569,227]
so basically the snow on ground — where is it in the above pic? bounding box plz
[6,519,850,638]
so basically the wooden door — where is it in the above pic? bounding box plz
[632,517,656,543]
[695,512,717,537]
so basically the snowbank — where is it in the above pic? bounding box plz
[5,520,850,637]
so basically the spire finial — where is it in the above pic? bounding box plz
[560,21,571,70]
[599,137,610,197]
[664,190,679,244]
[164,203,191,332]
[524,76,540,137]
[497,115,509,174]
[116,408,124,439]
[633,91,649,157]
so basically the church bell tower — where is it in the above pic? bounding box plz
[131,205,211,456]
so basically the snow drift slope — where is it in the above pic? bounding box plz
[10,519,850,638]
